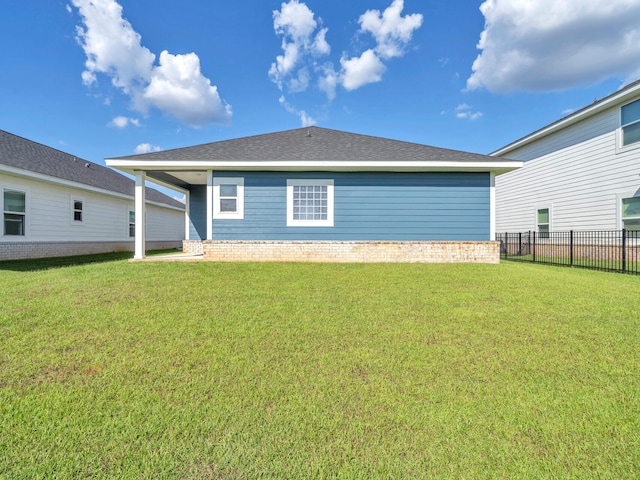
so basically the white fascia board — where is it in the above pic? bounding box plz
[492,82,640,157]
[0,164,184,211]
[106,159,523,175]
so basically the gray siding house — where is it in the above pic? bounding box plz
[1,130,185,260]
[107,127,521,263]
[493,80,640,236]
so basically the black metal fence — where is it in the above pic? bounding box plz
[496,230,640,275]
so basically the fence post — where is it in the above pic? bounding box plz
[622,229,627,274]
[533,230,536,263]
[570,230,574,267]
[504,233,509,259]
[518,232,522,256]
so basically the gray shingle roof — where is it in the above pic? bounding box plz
[110,126,505,163]
[0,130,183,208]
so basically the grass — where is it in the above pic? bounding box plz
[1,254,640,478]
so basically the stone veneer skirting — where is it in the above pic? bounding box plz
[182,240,205,255]
[0,241,182,261]
[197,240,500,264]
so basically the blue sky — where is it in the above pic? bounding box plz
[2,0,640,177]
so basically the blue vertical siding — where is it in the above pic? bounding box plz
[206,171,490,241]
[188,185,207,240]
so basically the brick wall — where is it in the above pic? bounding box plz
[0,241,181,261]
[201,241,500,263]
[182,240,204,255]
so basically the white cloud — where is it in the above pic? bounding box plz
[467,0,640,93]
[270,0,422,123]
[143,51,232,126]
[109,115,140,128]
[336,0,422,93]
[269,0,330,91]
[340,50,386,91]
[279,96,316,127]
[71,0,231,127]
[134,143,161,154]
[454,104,483,120]
[317,63,338,100]
[358,0,424,60]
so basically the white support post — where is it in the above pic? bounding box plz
[206,170,213,240]
[489,172,496,241]
[134,171,146,259]
[184,190,191,241]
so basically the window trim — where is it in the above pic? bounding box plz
[536,206,551,238]
[286,179,334,227]
[71,197,84,224]
[618,98,640,151]
[128,209,136,238]
[3,187,27,237]
[213,177,244,220]
[620,194,640,232]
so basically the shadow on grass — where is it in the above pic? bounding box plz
[0,251,135,272]
[0,249,185,272]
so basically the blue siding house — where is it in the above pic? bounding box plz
[106,127,521,262]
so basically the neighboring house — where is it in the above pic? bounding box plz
[493,79,640,236]
[106,127,520,263]
[0,130,185,261]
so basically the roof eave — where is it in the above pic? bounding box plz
[106,159,523,176]
[492,80,640,157]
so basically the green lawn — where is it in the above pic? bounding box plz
[1,255,639,478]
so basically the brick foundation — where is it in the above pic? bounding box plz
[0,241,182,261]
[200,240,500,263]
[182,240,204,255]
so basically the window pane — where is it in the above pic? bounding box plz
[623,122,640,146]
[4,213,25,235]
[129,211,135,223]
[220,199,237,212]
[129,224,135,237]
[74,200,83,211]
[4,190,25,213]
[220,184,237,197]
[538,224,549,238]
[624,218,640,231]
[537,208,549,224]
[622,197,640,218]
[74,211,82,221]
[622,99,640,125]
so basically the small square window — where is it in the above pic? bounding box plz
[4,189,26,236]
[213,178,244,219]
[621,99,640,147]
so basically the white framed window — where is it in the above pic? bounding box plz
[3,188,26,236]
[537,207,550,238]
[213,177,244,220]
[287,179,334,227]
[129,210,135,237]
[621,99,640,148]
[72,198,84,223]
[622,196,640,232]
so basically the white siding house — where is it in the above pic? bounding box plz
[493,80,640,235]
[1,130,185,260]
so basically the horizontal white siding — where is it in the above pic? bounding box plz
[146,204,184,241]
[496,105,640,233]
[1,172,184,242]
